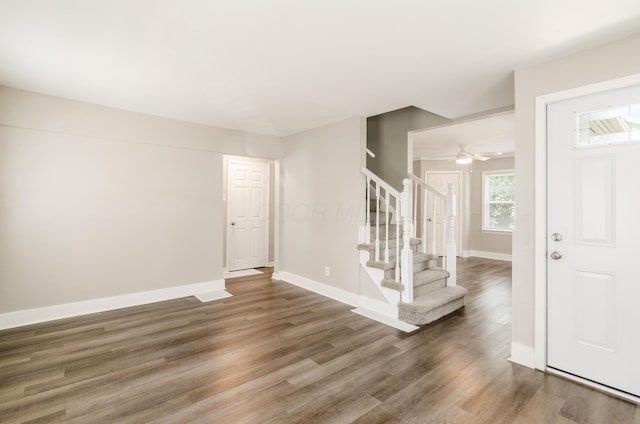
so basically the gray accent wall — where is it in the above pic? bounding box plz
[367,107,449,190]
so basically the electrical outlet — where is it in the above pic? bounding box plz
[324,266,330,277]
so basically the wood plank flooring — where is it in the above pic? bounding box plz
[1,258,638,423]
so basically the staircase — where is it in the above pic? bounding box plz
[358,168,467,326]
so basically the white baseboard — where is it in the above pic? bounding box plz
[509,342,536,369]
[267,261,274,267]
[463,250,512,261]
[358,295,398,318]
[277,271,359,307]
[276,271,421,333]
[0,279,225,330]
[351,308,418,333]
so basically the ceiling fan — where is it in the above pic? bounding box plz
[426,144,502,164]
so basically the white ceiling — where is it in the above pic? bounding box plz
[412,112,515,160]
[1,1,639,137]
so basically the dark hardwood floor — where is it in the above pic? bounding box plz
[1,258,638,423]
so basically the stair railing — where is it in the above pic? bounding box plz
[362,167,401,283]
[361,169,457,304]
[409,174,445,257]
[406,175,457,288]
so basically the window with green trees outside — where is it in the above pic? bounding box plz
[483,170,515,231]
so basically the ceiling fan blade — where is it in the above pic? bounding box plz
[474,156,490,161]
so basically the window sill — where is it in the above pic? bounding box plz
[482,229,513,235]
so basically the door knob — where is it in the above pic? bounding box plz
[231,221,236,226]
[550,251,562,260]
[551,233,563,242]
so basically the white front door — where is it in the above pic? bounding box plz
[227,160,269,272]
[425,172,461,256]
[547,84,640,397]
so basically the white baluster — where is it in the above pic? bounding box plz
[384,191,390,263]
[422,187,427,254]
[375,184,380,262]
[401,178,413,303]
[412,184,418,237]
[395,197,400,282]
[432,197,437,256]
[445,183,457,286]
[365,176,371,244]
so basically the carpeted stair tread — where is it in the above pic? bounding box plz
[381,279,403,291]
[357,238,420,252]
[366,252,437,270]
[413,269,449,287]
[400,286,468,312]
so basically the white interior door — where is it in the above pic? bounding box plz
[227,160,269,272]
[425,172,461,256]
[547,84,640,397]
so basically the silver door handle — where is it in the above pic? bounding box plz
[550,251,562,260]
[231,221,236,226]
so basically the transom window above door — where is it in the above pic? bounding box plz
[576,103,640,147]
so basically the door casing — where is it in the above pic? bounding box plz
[532,73,640,402]
[224,156,276,273]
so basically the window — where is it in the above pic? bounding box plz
[483,170,515,232]
[576,102,640,147]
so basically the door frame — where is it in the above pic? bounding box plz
[223,155,277,273]
[533,74,640,397]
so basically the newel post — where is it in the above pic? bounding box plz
[400,178,414,303]
[445,183,457,286]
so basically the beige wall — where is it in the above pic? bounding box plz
[368,107,449,190]
[0,87,281,313]
[513,33,640,353]
[416,157,514,256]
[280,117,365,293]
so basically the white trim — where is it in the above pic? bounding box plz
[481,168,515,232]
[508,342,536,369]
[351,308,419,333]
[277,271,359,307]
[226,158,270,272]
[273,159,280,275]
[463,250,512,261]
[481,229,512,235]
[267,261,275,267]
[275,271,421,333]
[0,279,225,330]
[533,73,640,371]
[425,170,464,256]
[358,295,398,318]
[546,368,640,405]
